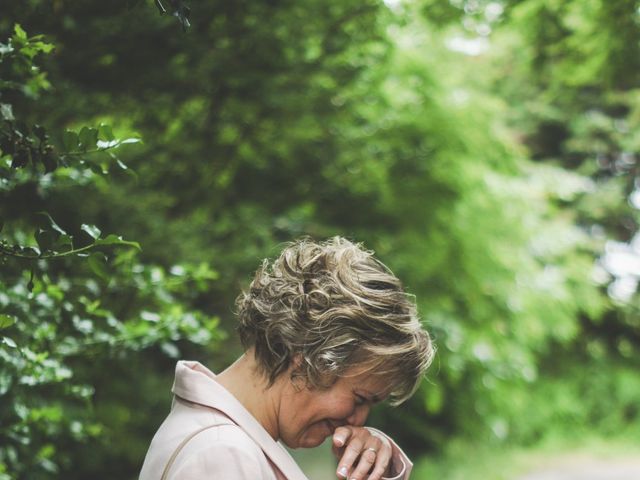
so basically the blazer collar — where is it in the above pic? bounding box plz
[172,360,309,480]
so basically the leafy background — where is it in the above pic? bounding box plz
[1,0,639,479]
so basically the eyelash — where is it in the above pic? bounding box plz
[355,394,368,406]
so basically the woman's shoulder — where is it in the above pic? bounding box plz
[168,423,274,479]
[182,422,263,455]
[140,399,273,479]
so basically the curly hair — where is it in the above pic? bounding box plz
[236,236,434,405]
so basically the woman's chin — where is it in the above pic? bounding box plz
[296,436,325,449]
[293,423,332,448]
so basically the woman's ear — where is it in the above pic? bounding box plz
[291,353,304,368]
[289,353,307,391]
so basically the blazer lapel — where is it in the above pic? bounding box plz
[171,361,310,480]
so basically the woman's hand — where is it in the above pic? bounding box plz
[332,426,393,480]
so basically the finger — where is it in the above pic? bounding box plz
[366,442,392,480]
[349,441,382,480]
[349,447,377,480]
[333,425,352,449]
[336,435,365,479]
[332,442,345,460]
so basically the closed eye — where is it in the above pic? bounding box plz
[355,394,368,406]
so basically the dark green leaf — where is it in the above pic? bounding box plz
[35,227,58,251]
[0,132,15,155]
[78,126,99,150]
[53,234,74,251]
[27,268,35,292]
[87,252,109,279]
[94,234,141,250]
[98,124,115,141]
[87,161,106,175]
[42,149,58,173]
[62,130,79,151]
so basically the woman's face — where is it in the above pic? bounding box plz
[277,368,389,449]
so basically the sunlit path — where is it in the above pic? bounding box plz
[516,456,640,480]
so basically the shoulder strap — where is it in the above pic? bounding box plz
[160,424,218,480]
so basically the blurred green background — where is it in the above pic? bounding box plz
[1,1,639,479]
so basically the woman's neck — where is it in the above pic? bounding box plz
[216,351,282,440]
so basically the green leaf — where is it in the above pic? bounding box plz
[42,149,58,174]
[53,234,74,251]
[35,228,58,251]
[34,213,65,252]
[87,161,106,175]
[35,212,67,235]
[94,234,141,250]
[87,252,109,279]
[62,130,79,151]
[78,127,98,150]
[31,40,54,54]
[0,103,14,121]
[0,315,16,329]
[98,124,115,141]
[81,224,101,240]
[2,336,17,348]
[14,24,27,41]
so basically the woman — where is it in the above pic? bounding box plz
[139,237,434,480]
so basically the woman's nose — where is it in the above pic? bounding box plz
[346,404,370,427]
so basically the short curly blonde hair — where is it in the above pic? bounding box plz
[236,236,434,405]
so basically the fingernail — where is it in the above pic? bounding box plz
[338,466,348,477]
[334,436,345,446]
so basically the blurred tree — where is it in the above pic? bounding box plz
[0,23,221,480]
[418,0,640,442]
[2,0,639,478]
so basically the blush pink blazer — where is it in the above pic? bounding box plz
[139,361,413,480]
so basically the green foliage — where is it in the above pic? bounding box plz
[1,0,639,477]
[0,24,222,479]
[428,0,640,444]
